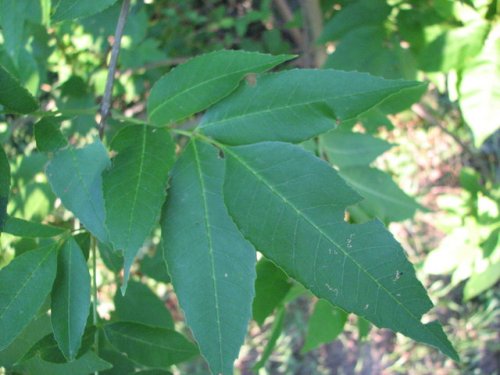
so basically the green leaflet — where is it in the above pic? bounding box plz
[339,167,421,223]
[0,244,57,350]
[0,146,9,231]
[20,351,111,375]
[51,238,91,361]
[319,130,393,168]
[0,0,30,62]
[104,322,198,369]
[46,141,110,244]
[103,125,174,289]
[253,258,292,326]
[51,0,119,22]
[302,300,348,353]
[161,140,256,375]
[147,50,293,126]
[200,69,425,145]
[113,279,174,329]
[34,118,68,152]
[252,306,285,372]
[2,216,68,238]
[0,64,39,114]
[222,141,458,361]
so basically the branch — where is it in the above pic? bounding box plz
[98,0,131,139]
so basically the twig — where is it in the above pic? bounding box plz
[98,0,131,139]
[272,0,306,55]
[299,0,327,67]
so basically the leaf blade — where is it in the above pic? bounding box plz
[103,125,175,288]
[147,50,293,126]
[46,141,110,244]
[200,69,425,145]
[0,64,38,114]
[52,0,119,22]
[161,140,256,375]
[0,245,57,350]
[222,142,458,361]
[0,146,9,232]
[51,238,91,361]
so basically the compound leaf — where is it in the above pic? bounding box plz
[222,141,458,361]
[147,50,293,126]
[0,244,57,350]
[161,140,256,375]
[200,69,425,145]
[51,238,91,361]
[104,322,198,369]
[103,125,174,289]
[0,64,38,114]
[46,141,110,244]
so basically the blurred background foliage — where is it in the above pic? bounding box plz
[0,0,498,374]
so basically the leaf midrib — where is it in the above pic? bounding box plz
[201,85,416,130]
[224,146,448,348]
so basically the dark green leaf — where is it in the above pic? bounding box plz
[46,141,110,244]
[99,348,135,375]
[20,351,112,375]
[0,0,30,61]
[252,306,285,372]
[51,238,91,360]
[0,146,9,231]
[104,322,198,369]
[222,141,458,361]
[200,70,425,145]
[339,167,421,222]
[103,125,175,288]
[357,316,371,340]
[34,118,68,152]
[319,130,393,168]
[2,216,68,238]
[52,0,119,22]
[161,140,256,375]
[302,300,348,353]
[147,50,293,126]
[253,258,292,326]
[0,63,39,114]
[0,244,57,350]
[99,241,123,273]
[113,279,173,329]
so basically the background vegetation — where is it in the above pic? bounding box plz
[0,0,498,374]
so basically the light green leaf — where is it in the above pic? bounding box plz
[319,130,393,168]
[0,64,39,114]
[52,0,119,22]
[147,50,293,126]
[161,140,256,375]
[51,238,91,361]
[2,216,68,238]
[302,300,348,353]
[34,118,68,153]
[113,279,174,329]
[200,69,425,145]
[339,167,421,222]
[253,258,292,326]
[21,351,111,375]
[104,322,198,369]
[0,146,9,231]
[0,244,57,350]
[464,259,500,301]
[46,141,110,244]
[459,28,500,146]
[222,141,458,361]
[103,125,174,288]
